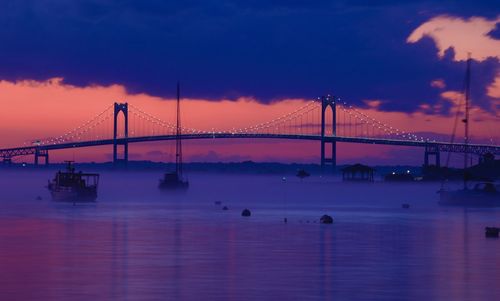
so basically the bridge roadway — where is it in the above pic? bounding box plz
[1,133,499,159]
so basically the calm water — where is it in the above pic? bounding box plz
[0,169,499,301]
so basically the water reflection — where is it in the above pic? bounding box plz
[0,171,499,300]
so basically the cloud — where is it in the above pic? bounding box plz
[487,74,500,98]
[486,73,500,111]
[407,15,500,62]
[0,1,498,115]
[189,150,251,162]
[430,79,446,89]
[363,100,384,109]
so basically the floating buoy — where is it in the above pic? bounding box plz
[320,215,333,224]
[402,204,410,209]
[222,206,229,211]
[215,201,222,205]
[485,227,499,238]
[284,217,287,223]
[241,208,251,217]
[36,196,42,200]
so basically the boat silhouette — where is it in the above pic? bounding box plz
[438,55,500,206]
[439,182,500,207]
[159,83,189,190]
[296,169,310,179]
[47,161,99,202]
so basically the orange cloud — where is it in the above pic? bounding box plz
[487,74,500,112]
[363,99,384,109]
[487,73,500,97]
[430,79,446,89]
[407,15,500,62]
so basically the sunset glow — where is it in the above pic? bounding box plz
[1,77,498,164]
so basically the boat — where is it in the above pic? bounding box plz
[296,169,310,179]
[159,171,188,190]
[438,55,500,206]
[47,161,99,202]
[439,182,500,207]
[159,83,189,190]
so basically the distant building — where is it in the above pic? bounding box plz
[342,164,375,182]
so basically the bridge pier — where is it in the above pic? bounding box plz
[2,157,12,165]
[113,103,129,166]
[424,144,440,168]
[321,95,337,172]
[34,148,49,166]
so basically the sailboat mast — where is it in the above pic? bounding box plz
[463,54,471,188]
[176,82,183,176]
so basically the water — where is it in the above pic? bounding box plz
[0,170,499,300]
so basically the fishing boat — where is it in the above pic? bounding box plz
[47,161,99,202]
[438,55,500,206]
[159,83,189,190]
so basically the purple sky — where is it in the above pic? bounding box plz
[0,0,498,113]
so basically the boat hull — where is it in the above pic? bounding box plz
[49,186,97,202]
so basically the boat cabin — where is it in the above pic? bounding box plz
[53,162,99,189]
[54,171,99,188]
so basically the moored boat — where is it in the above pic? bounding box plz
[437,55,500,207]
[296,169,310,179]
[159,171,189,190]
[439,182,500,207]
[48,161,99,202]
[159,83,189,191]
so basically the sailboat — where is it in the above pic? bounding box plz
[438,55,500,206]
[159,83,189,190]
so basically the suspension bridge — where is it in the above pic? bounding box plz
[1,95,499,169]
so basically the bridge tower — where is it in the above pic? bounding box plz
[321,95,337,171]
[34,148,49,166]
[113,103,129,166]
[424,144,440,168]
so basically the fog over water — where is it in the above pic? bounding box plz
[0,169,499,300]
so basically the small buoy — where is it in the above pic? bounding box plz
[215,201,222,205]
[241,208,251,217]
[402,204,410,209]
[485,227,500,238]
[320,215,333,224]
[36,196,42,200]
[222,206,229,211]
[284,217,287,223]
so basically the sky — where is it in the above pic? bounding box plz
[0,0,498,165]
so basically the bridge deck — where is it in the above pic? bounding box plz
[1,134,499,159]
